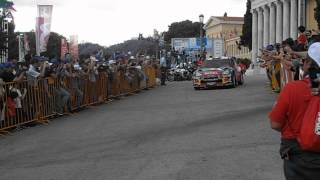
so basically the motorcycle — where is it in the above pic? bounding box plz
[167,68,175,82]
[173,63,192,81]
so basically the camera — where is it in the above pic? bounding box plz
[309,68,320,88]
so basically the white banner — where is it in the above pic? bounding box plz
[69,35,79,61]
[35,5,53,55]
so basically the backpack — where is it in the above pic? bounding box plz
[298,96,320,152]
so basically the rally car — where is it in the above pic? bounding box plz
[192,58,244,90]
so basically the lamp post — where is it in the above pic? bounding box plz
[199,14,205,59]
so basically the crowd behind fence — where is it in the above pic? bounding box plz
[0,59,159,134]
[259,27,320,92]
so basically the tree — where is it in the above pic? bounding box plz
[8,22,18,59]
[7,30,66,60]
[315,0,320,30]
[42,32,66,59]
[79,42,105,60]
[163,20,203,47]
[240,0,252,50]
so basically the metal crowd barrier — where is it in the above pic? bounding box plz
[0,66,157,134]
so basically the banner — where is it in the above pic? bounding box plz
[24,33,30,53]
[61,38,68,60]
[69,35,79,61]
[35,5,53,55]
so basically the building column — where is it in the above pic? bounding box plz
[282,0,290,40]
[269,3,276,45]
[290,0,298,39]
[276,0,283,43]
[298,0,306,26]
[252,9,258,63]
[258,8,264,54]
[263,5,270,47]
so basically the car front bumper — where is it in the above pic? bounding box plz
[193,77,232,88]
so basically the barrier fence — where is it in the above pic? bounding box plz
[0,65,157,134]
[266,61,304,92]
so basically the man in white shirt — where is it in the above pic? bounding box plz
[160,56,167,85]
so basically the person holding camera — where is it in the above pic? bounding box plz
[269,42,320,180]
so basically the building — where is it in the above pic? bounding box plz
[225,37,251,59]
[204,13,250,58]
[251,0,318,64]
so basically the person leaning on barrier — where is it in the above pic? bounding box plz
[53,61,72,115]
[70,63,84,109]
[269,42,320,180]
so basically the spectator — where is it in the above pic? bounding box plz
[160,55,167,86]
[297,26,308,47]
[269,42,320,180]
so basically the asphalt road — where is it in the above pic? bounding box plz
[0,72,284,180]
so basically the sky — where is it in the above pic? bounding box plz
[11,0,247,47]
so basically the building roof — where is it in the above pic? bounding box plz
[204,13,244,30]
[214,16,244,22]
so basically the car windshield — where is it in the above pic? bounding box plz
[202,59,231,68]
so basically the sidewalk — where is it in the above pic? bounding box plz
[245,67,266,76]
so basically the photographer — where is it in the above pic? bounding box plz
[269,42,320,180]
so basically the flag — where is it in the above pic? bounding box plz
[69,35,79,61]
[35,5,53,55]
[61,38,68,60]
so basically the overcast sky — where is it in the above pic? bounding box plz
[11,0,247,47]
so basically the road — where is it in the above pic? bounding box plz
[0,72,284,180]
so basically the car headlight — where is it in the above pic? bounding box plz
[223,70,231,75]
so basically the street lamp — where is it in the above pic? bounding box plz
[199,14,204,24]
[199,14,205,60]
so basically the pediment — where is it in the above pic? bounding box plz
[204,17,222,29]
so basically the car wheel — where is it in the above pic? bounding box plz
[194,87,201,90]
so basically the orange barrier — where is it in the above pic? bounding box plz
[0,66,158,134]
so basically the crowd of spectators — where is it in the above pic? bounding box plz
[258,26,320,92]
[0,53,159,121]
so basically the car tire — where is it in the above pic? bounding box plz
[194,87,201,90]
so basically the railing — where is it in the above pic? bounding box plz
[0,66,157,134]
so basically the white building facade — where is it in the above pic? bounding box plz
[251,0,309,63]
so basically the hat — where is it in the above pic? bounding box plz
[266,45,274,51]
[129,56,136,60]
[308,42,320,67]
[90,56,99,62]
[73,64,82,70]
[108,60,116,64]
[3,62,14,68]
[50,59,59,65]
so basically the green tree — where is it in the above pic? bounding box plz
[315,0,320,30]
[163,20,203,47]
[240,0,252,50]
[7,22,18,59]
[8,30,66,60]
[42,32,66,59]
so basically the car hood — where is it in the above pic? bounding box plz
[199,66,232,72]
